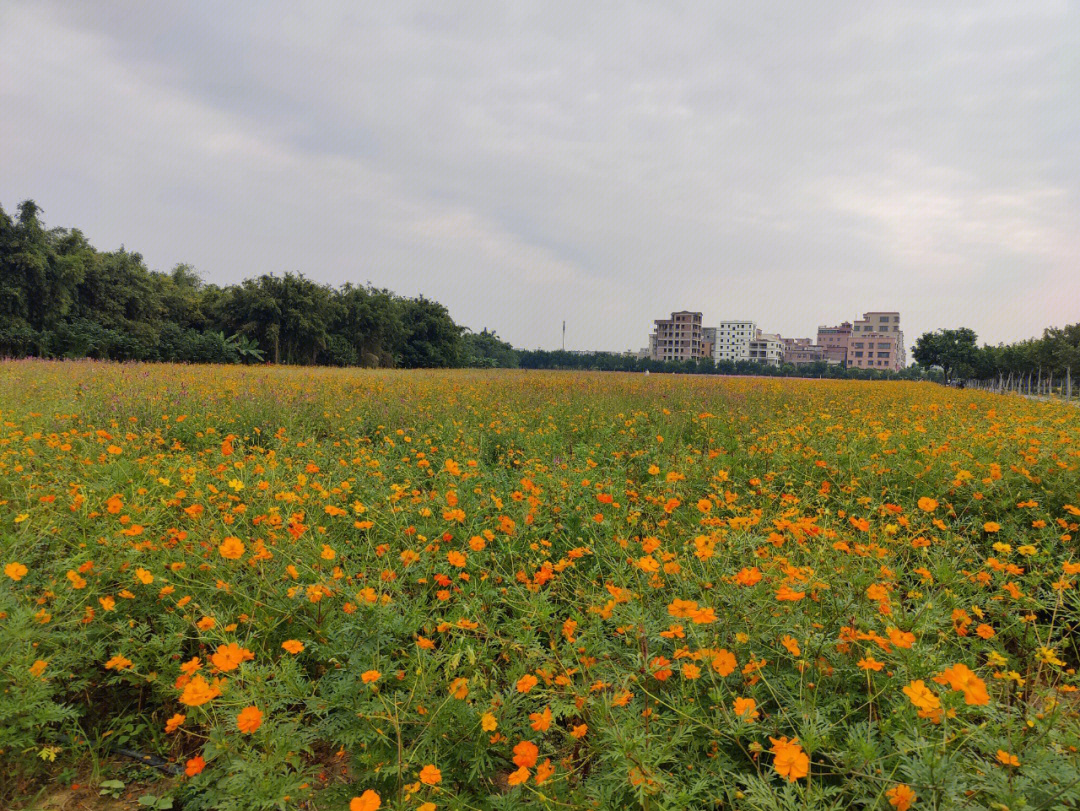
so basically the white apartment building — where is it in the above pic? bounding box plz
[748,332,784,366]
[712,320,757,363]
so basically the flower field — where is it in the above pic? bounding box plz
[2,361,1079,810]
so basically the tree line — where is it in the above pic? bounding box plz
[913,326,1080,384]
[1,200,473,368]
[514,349,934,379]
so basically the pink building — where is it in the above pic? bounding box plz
[784,345,834,366]
[816,322,852,365]
[850,312,905,371]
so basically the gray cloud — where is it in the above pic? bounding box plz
[2,1,1077,352]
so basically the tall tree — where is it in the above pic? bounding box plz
[912,328,978,383]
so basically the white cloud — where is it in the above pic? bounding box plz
[2,1,1078,351]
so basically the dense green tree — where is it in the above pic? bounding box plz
[912,328,979,383]
[463,329,519,368]
[0,201,467,368]
[333,284,404,367]
[396,298,463,368]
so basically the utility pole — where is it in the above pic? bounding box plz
[562,320,566,351]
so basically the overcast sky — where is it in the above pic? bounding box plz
[3,2,1078,351]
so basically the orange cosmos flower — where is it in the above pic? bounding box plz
[651,656,673,681]
[529,706,552,731]
[562,618,578,642]
[236,706,263,734]
[734,566,762,586]
[858,656,884,672]
[917,497,938,512]
[481,712,498,731]
[4,562,28,581]
[690,606,716,625]
[775,586,805,602]
[218,537,245,559]
[165,713,186,733]
[769,736,809,782]
[448,676,467,698]
[507,766,530,786]
[732,696,759,722]
[611,689,633,707]
[281,640,304,654]
[866,583,889,601]
[667,598,699,618]
[902,680,940,711]
[362,670,382,684]
[570,723,588,739]
[516,674,538,693]
[938,663,990,705]
[185,755,206,777]
[535,758,555,784]
[179,675,221,707]
[886,783,917,810]
[781,635,801,657]
[513,740,539,769]
[105,655,132,671]
[419,764,442,785]
[983,521,1001,533]
[210,643,254,672]
[996,750,1020,767]
[887,628,915,649]
[350,790,381,811]
[711,649,737,676]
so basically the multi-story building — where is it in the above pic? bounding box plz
[649,311,704,362]
[748,332,783,366]
[712,320,757,363]
[816,321,852,365]
[701,327,716,360]
[850,311,905,370]
[783,341,839,366]
[847,331,901,371]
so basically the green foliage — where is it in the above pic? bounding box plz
[464,329,520,368]
[912,328,979,382]
[0,604,80,787]
[0,201,463,369]
[915,325,1080,383]
[518,349,931,381]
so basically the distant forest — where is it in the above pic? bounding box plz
[1,200,1073,380]
[0,201,474,368]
